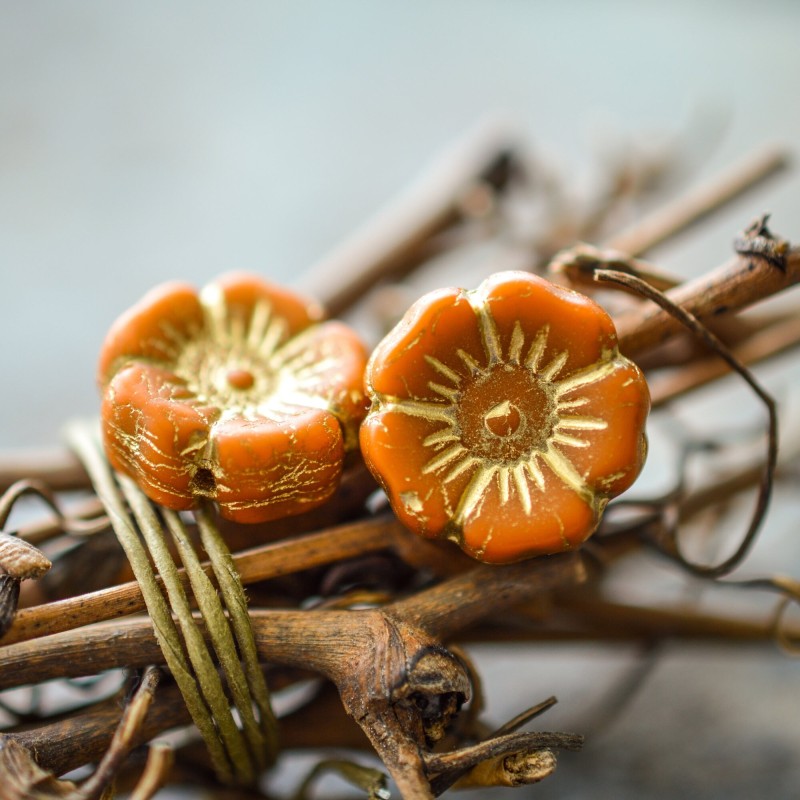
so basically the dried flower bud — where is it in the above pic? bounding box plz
[0,532,51,580]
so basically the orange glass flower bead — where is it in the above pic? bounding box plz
[360,271,649,564]
[98,273,368,524]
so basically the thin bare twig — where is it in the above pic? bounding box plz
[128,744,173,800]
[605,143,790,256]
[301,117,522,316]
[649,312,800,407]
[3,515,404,646]
[66,667,161,800]
[425,730,583,776]
[0,451,88,494]
[615,247,800,356]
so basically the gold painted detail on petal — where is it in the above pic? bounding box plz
[170,291,356,429]
[424,355,462,386]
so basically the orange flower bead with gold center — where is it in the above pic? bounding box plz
[98,273,368,524]
[360,271,650,563]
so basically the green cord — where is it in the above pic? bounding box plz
[195,501,280,762]
[118,476,255,785]
[161,506,269,769]
[69,420,280,778]
[65,421,235,784]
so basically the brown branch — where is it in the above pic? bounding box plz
[9,680,189,779]
[4,593,794,780]
[550,243,682,294]
[425,731,582,777]
[0,555,585,686]
[0,555,585,797]
[299,116,522,316]
[389,553,585,640]
[9,678,363,780]
[614,246,800,356]
[0,450,88,494]
[648,312,800,407]
[548,593,798,642]
[3,515,404,646]
[604,143,790,256]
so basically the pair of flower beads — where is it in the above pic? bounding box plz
[98,271,649,563]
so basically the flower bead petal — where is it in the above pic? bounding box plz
[273,320,369,450]
[205,272,325,348]
[367,287,486,404]
[101,363,216,509]
[209,409,344,524]
[458,460,598,563]
[360,408,476,537]
[482,271,618,378]
[98,282,204,385]
[552,359,649,496]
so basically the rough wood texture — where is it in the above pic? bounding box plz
[616,246,800,355]
[3,515,403,646]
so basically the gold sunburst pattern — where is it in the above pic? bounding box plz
[360,271,650,563]
[98,273,368,523]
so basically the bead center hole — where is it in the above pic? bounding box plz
[484,400,522,437]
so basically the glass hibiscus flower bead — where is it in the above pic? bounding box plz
[360,271,649,564]
[98,272,368,523]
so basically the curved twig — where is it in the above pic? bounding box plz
[0,480,107,538]
[596,268,777,578]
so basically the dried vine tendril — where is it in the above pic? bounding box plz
[594,267,778,579]
[292,759,390,800]
[730,575,800,655]
[0,478,108,538]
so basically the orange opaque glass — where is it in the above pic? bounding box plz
[360,270,650,564]
[98,272,368,523]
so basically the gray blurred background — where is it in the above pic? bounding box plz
[1,2,799,798]
[4,0,800,447]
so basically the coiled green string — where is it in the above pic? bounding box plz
[66,421,278,785]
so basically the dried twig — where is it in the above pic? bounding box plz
[615,244,800,356]
[649,312,800,407]
[66,667,162,800]
[3,516,405,646]
[301,116,522,317]
[605,143,789,256]
[0,451,88,495]
[1,555,586,796]
[127,744,173,800]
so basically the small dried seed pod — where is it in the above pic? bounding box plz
[0,532,52,580]
[454,748,557,788]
